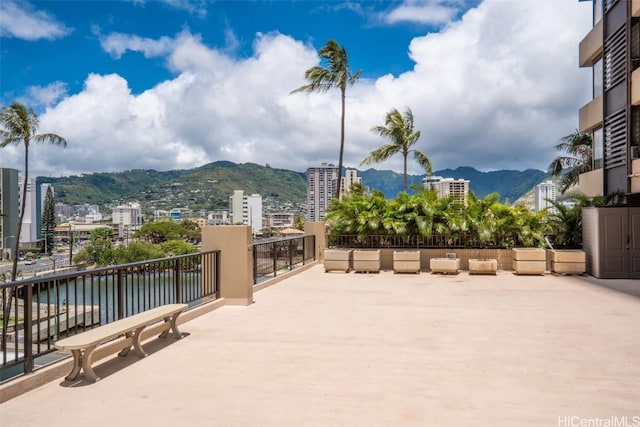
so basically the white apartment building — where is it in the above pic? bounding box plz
[19,177,38,247]
[208,210,228,225]
[307,163,338,221]
[229,190,263,233]
[534,181,557,212]
[267,213,295,229]
[112,202,143,240]
[340,169,362,199]
[424,176,470,205]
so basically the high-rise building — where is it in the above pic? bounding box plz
[577,0,640,203]
[534,181,557,212]
[340,169,362,199]
[229,190,263,233]
[423,176,470,205]
[112,202,143,240]
[307,163,338,221]
[1,168,19,260]
[19,177,38,247]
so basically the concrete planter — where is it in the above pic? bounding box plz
[468,258,498,275]
[324,249,352,273]
[393,250,421,274]
[353,249,381,273]
[512,248,546,275]
[430,258,460,274]
[549,250,586,275]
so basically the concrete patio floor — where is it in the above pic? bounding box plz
[1,265,639,426]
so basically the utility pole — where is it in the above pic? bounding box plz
[68,224,73,267]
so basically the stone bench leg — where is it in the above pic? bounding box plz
[118,326,149,358]
[159,313,183,339]
[65,345,100,383]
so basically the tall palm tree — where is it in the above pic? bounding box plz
[291,39,362,200]
[361,107,432,192]
[1,102,66,333]
[548,130,593,194]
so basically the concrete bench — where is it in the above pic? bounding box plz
[55,303,188,383]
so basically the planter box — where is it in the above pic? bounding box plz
[393,251,421,274]
[549,250,585,275]
[353,249,381,273]
[324,249,352,273]
[512,248,546,275]
[468,258,497,275]
[430,258,460,274]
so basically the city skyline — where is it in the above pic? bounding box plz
[1,0,591,178]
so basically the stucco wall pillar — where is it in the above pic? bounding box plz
[201,225,253,305]
[304,221,326,261]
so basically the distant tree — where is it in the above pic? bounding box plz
[73,227,115,266]
[291,39,362,200]
[160,240,198,256]
[361,107,432,192]
[548,130,593,194]
[114,241,165,264]
[293,215,305,231]
[134,219,186,243]
[41,186,56,255]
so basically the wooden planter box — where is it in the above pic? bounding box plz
[512,248,546,275]
[353,249,381,273]
[430,258,460,274]
[324,249,352,273]
[468,258,498,275]
[549,250,586,275]
[393,250,421,274]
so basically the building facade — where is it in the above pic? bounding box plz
[18,177,38,248]
[578,0,640,203]
[307,163,338,221]
[423,176,471,205]
[534,181,558,212]
[229,190,263,233]
[112,202,143,240]
[340,169,362,199]
[0,168,19,259]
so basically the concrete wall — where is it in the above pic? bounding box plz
[305,222,326,261]
[201,225,253,305]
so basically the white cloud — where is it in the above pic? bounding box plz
[381,0,463,26]
[100,32,176,59]
[26,82,68,107]
[0,0,72,41]
[4,0,592,179]
[161,0,207,18]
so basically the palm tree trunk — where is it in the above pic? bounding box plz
[403,153,408,192]
[336,87,346,200]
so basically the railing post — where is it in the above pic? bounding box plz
[175,258,182,303]
[117,269,124,320]
[289,239,294,269]
[253,246,258,284]
[272,242,277,278]
[24,283,33,375]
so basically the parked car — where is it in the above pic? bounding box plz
[24,259,36,265]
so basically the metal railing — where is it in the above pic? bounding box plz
[0,250,220,382]
[327,234,508,249]
[253,235,315,284]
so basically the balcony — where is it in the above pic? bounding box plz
[2,263,640,424]
[578,95,603,132]
[579,168,604,197]
[578,19,603,68]
[632,67,640,106]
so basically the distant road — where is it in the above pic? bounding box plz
[0,255,70,279]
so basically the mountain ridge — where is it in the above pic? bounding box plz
[38,162,549,210]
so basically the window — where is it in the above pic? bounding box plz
[593,127,603,169]
[593,57,603,98]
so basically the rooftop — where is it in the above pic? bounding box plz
[2,265,639,426]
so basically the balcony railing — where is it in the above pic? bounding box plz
[253,235,315,284]
[0,250,220,383]
[328,234,508,249]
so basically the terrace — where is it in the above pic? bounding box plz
[1,257,639,425]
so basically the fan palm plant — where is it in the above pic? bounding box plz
[291,40,362,200]
[548,130,593,194]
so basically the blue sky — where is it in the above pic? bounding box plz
[0,0,592,177]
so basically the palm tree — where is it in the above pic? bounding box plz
[361,107,432,192]
[1,102,66,335]
[548,130,593,194]
[291,39,362,200]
